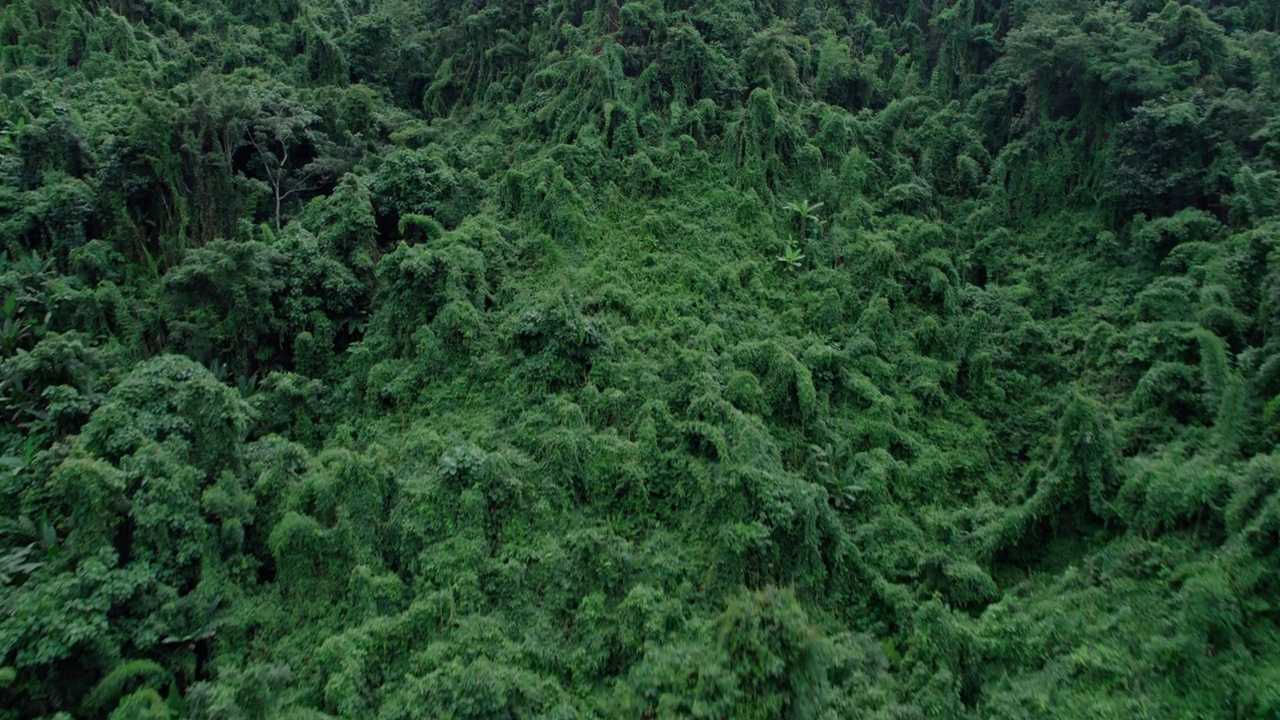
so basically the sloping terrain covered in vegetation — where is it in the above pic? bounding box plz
[3,0,1280,716]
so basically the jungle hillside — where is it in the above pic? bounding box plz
[3,0,1280,717]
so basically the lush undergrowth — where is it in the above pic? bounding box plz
[3,0,1280,717]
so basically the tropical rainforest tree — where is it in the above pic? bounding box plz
[1,0,1280,717]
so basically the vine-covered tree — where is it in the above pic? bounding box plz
[2,0,1280,717]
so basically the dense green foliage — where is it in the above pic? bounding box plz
[3,0,1280,716]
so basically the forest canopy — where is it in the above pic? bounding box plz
[3,0,1280,717]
